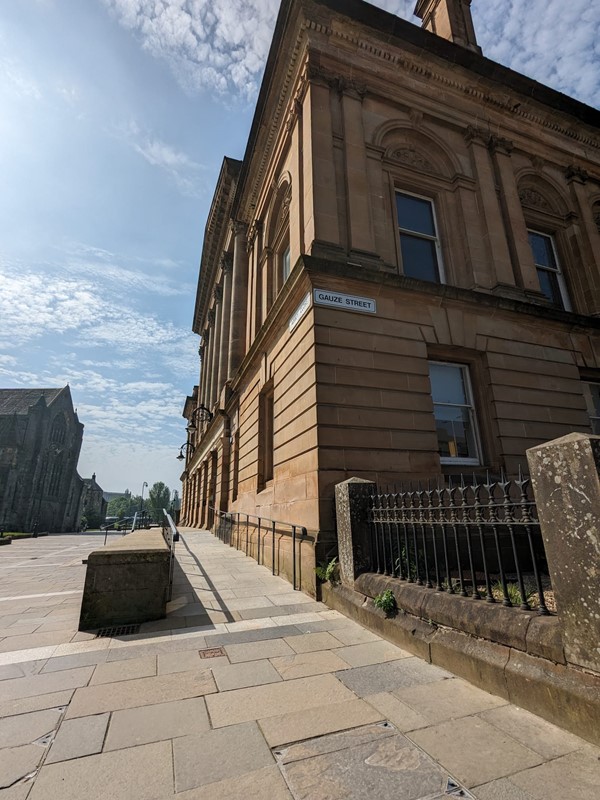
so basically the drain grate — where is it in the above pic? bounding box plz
[198,647,226,659]
[95,624,141,638]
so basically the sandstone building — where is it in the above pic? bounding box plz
[0,387,85,532]
[180,0,600,588]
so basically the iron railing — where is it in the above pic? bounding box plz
[161,508,179,602]
[210,507,310,591]
[368,473,550,615]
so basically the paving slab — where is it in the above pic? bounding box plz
[206,673,356,728]
[211,659,282,691]
[283,632,342,653]
[89,655,157,685]
[409,716,544,788]
[271,650,350,680]
[479,704,585,760]
[276,723,450,800]
[173,720,273,792]
[365,692,430,732]
[509,748,600,800]
[65,668,216,718]
[0,745,44,790]
[0,708,63,748]
[394,677,507,724]
[105,696,210,750]
[224,639,294,663]
[46,713,109,764]
[173,765,292,800]
[0,667,93,703]
[335,658,451,697]
[334,640,411,667]
[28,741,174,800]
[259,698,385,747]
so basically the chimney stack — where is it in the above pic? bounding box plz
[414,0,482,55]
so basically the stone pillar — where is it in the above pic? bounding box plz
[228,223,249,379]
[527,432,600,674]
[334,478,376,588]
[217,255,233,395]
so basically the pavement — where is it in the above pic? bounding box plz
[0,528,599,800]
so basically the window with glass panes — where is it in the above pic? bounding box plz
[429,362,481,464]
[527,230,570,310]
[583,382,600,435]
[396,192,443,283]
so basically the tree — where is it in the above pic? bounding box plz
[147,482,170,522]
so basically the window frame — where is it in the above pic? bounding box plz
[527,228,571,311]
[395,189,446,284]
[429,360,482,466]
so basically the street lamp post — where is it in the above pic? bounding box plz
[140,481,148,529]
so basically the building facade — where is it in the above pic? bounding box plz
[0,387,85,532]
[181,0,600,590]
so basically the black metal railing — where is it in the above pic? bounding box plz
[210,507,310,591]
[161,508,179,601]
[368,473,551,615]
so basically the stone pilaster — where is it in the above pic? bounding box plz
[228,222,249,379]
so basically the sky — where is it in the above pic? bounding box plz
[0,0,598,495]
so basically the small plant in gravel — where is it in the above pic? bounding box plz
[315,557,339,584]
[373,589,397,616]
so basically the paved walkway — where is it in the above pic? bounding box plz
[0,529,599,799]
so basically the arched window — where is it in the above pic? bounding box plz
[518,176,572,310]
[51,414,66,446]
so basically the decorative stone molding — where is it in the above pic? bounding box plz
[519,188,551,211]
[488,135,514,156]
[390,147,434,171]
[565,165,589,185]
[220,252,233,273]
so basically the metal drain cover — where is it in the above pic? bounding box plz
[198,647,226,659]
[96,624,141,638]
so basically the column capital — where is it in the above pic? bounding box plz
[565,164,589,185]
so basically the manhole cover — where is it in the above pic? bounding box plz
[198,647,226,659]
[96,624,141,638]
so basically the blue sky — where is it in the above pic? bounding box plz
[1,0,598,495]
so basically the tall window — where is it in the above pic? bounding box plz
[258,386,274,488]
[396,191,443,283]
[527,230,570,310]
[429,362,481,465]
[583,382,600,435]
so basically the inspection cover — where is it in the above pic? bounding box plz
[198,647,226,659]
[274,723,462,800]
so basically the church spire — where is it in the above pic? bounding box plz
[414,0,482,55]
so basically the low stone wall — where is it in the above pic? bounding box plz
[78,530,171,631]
[322,575,600,747]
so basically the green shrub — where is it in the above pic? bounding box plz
[373,589,397,616]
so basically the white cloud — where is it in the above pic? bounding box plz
[102,0,599,107]
[116,120,207,196]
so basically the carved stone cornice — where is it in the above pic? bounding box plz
[565,165,589,185]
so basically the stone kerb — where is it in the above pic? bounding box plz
[527,432,600,674]
[335,478,375,588]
